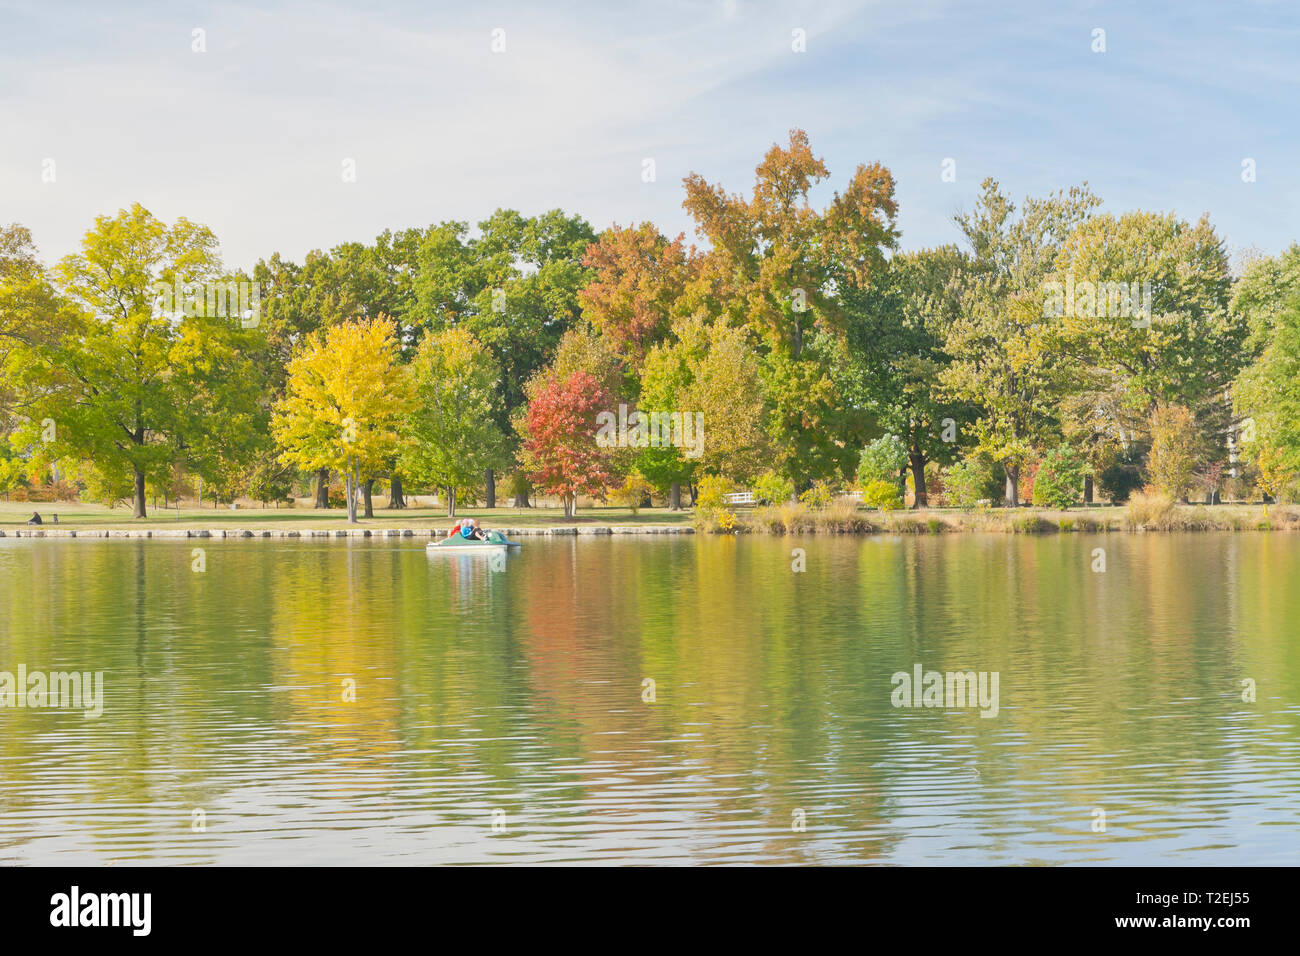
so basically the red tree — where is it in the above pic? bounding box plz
[521,370,616,518]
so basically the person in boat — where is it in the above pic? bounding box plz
[448,518,488,541]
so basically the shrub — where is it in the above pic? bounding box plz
[695,474,736,510]
[1032,444,1088,510]
[857,434,907,485]
[751,501,814,534]
[945,457,993,510]
[1011,514,1056,534]
[1124,491,1175,530]
[692,507,733,533]
[814,498,875,532]
[887,515,931,533]
[861,479,903,511]
[799,479,835,509]
[753,470,795,506]
[612,472,654,515]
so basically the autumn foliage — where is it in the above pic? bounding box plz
[520,369,616,517]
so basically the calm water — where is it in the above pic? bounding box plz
[1,533,1298,865]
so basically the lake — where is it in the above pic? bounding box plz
[1,534,1297,864]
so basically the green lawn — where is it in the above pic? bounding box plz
[0,500,694,530]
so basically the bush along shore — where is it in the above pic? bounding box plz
[693,495,1300,534]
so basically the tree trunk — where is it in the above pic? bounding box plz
[1084,475,1094,504]
[669,481,682,511]
[362,478,374,519]
[388,475,405,509]
[345,472,358,523]
[447,487,456,519]
[909,451,927,509]
[485,468,496,509]
[564,494,576,518]
[315,468,330,509]
[1004,465,1020,508]
[133,465,147,519]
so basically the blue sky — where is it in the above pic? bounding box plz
[2,0,1298,270]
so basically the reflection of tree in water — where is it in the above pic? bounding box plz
[4,535,1299,862]
[512,538,900,863]
[268,542,403,770]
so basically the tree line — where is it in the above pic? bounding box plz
[2,129,1298,520]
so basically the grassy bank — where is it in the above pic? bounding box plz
[5,498,1297,535]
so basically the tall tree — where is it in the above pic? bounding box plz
[519,369,616,518]
[943,178,1101,505]
[1234,296,1300,495]
[273,317,409,522]
[578,223,694,365]
[682,129,897,484]
[401,328,506,517]
[30,204,259,517]
[837,246,974,506]
[682,128,898,359]
[414,209,595,505]
[1051,211,1239,415]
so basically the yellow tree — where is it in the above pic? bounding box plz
[273,317,409,522]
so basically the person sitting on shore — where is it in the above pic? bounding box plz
[26,511,42,525]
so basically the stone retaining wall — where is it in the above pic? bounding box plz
[0,526,695,539]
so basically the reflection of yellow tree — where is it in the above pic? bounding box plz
[269,543,403,771]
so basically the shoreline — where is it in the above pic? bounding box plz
[0,525,697,538]
[4,500,1296,538]
[4,518,1299,538]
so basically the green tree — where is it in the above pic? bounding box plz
[856,434,908,487]
[943,178,1100,505]
[27,204,259,518]
[1051,211,1240,413]
[1234,296,1300,495]
[1031,444,1088,510]
[414,209,595,506]
[402,328,506,517]
[838,246,973,505]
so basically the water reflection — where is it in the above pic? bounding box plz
[0,534,1297,864]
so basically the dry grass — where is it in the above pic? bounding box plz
[1123,492,1177,531]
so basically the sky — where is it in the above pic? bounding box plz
[2,0,1298,271]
